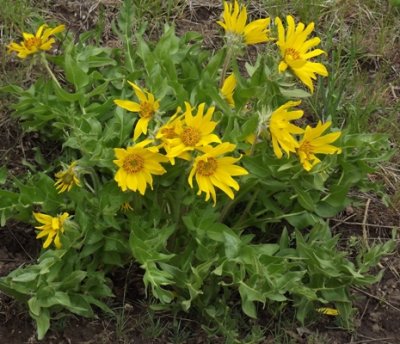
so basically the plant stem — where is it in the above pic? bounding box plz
[219,47,235,88]
[41,53,61,88]
[249,132,259,156]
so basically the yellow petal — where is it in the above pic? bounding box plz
[33,212,52,224]
[133,117,150,141]
[114,99,141,112]
[54,233,62,249]
[35,24,47,38]
[22,32,34,40]
[278,61,288,73]
[43,231,56,248]
[128,81,148,103]
[316,307,339,316]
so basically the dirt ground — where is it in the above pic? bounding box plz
[1,1,399,343]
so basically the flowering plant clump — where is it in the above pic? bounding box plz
[0,1,395,340]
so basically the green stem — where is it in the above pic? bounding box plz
[248,130,260,156]
[219,47,235,88]
[41,53,61,88]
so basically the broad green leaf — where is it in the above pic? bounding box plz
[35,308,50,340]
[280,87,311,98]
[12,272,38,283]
[28,297,41,317]
[64,47,90,90]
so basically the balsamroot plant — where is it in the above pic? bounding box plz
[0,0,395,340]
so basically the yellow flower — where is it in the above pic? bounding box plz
[155,109,184,164]
[33,212,69,249]
[54,161,80,193]
[165,102,221,164]
[217,1,271,45]
[114,81,160,141]
[113,140,168,195]
[275,15,328,93]
[188,142,248,205]
[156,107,182,142]
[269,100,304,159]
[297,121,342,171]
[221,74,237,107]
[7,24,65,59]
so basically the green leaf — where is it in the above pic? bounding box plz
[38,291,72,308]
[1,211,5,227]
[12,272,38,282]
[315,201,342,217]
[28,297,41,317]
[224,231,242,259]
[280,87,311,98]
[292,183,316,212]
[206,223,230,242]
[256,244,280,256]
[61,271,87,290]
[242,299,257,318]
[0,84,24,94]
[285,211,319,229]
[86,81,109,98]
[67,294,94,317]
[0,166,8,184]
[242,155,271,178]
[295,298,313,324]
[279,228,289,249]
[86,56,117,68]
[204,49,224,78]
[35,308,50,340]
[84,295,114,315]
[53,81,83,102]
[239,282,265,318]
[64,47,90,90]
[321,287,350,303]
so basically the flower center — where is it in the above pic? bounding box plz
[62,172,75,184]
[197,158,218,177]
[160,127,178,139]
[180,127,201,146]
[57,216,67,233]
[123,154,144,173]
[140,102,154,118]
[25,37,42,50]
[285,47,300,60]
[226,31,244,45]
[299,141,313,157]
